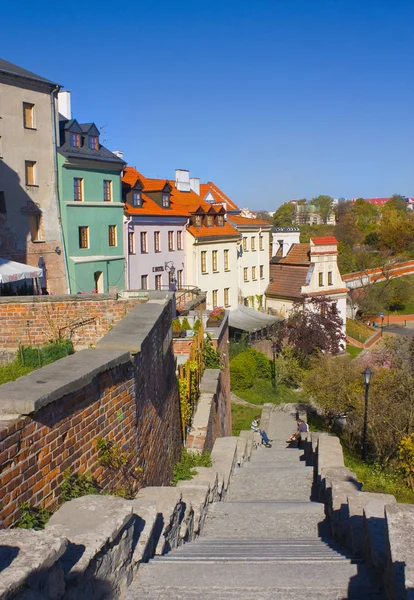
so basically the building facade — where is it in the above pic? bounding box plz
[57,94,125,294]
[265,233,347,333]
[0,58,68,294]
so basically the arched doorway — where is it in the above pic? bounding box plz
[94,271,104,293]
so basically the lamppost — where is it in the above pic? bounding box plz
[271,342,278,388]
[361,368,374,461]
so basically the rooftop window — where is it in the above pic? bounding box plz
[71,133,81,148]
[89,135,99,150]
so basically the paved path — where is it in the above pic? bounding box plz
[126,410,384,599]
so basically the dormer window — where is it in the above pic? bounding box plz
[195,215,202,227]
[217,215,224,227]
[162,193,170,208]
[132,191,142,206]
[71,133,81,148]
[89,136,99,150]
[207,215,214,227]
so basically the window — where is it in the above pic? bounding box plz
[73,177,83,201]
[224,287,229,307]
[29,214,43,242]
[217,215,224,227]
[177,269,183,289]
[128,231,135,254]
[251,237,256,251]
[132,191,141,206]
[140,231,147,253]
[168,231,174,251]
[243,237,248,251]
[212,250,218,272]
[212,290,218,308]
[260,265,264,279]
[252,266,257,280]
[154,231,161,252]
[23,103,35,129]
[108,225,117,247]
[244,267,249,282]
[259,235,264,251]
[89,136,99,150]
[141,275,148,290]
[195,215,202,227]
[79,226,89,249]
[0,192,6,213]
[162,193,170,207]
[224,249,229,271]
[103,180,112,202]
[71,133,81,148]
[207,215,214,227]
[177,230,183,250]
[201,251,207,273]
[328,271,333,285]
[155,274,162,290]
[25,161,36,186]
[318,272,324,287]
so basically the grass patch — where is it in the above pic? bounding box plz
[346,345,363,359]
[0,360,35,385]
[233,379,309,406]
[343,447,414,504]
[231,404,261,436]
[171,449,212,486]
[346,318,373,343]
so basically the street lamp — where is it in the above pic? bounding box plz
[361,368,374,461]
[271,342,278,388]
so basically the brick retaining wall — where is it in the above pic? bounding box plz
[0,296,181,528]
[0,294,139,350]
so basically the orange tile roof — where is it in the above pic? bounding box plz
[228,214,272,228]
[125,192,188,217]
[200,182,240,211]
[187,221,240,240]
[311,236,338,245]
[277,243,310,265]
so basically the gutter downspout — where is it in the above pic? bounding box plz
[50,86,70,294]
[124,215,131,289]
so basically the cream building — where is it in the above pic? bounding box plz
[0,58,67,294]
[265,231,347,333]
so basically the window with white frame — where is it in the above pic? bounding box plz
[168,231,174,251]
[140,232,148,253]
[154,231,161,252]
[155,274,162,290]
[212,289,218,307]
[128,231,135,254]
[177,230,183,250]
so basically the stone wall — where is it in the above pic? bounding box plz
[0,433,247,600]
[0,293,139,351]
[0,295,182,528]
[302,429,414,599]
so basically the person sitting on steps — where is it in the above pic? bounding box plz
[251,418,272,447]
[286,419,308,444]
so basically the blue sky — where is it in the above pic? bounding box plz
[3,0,414,209]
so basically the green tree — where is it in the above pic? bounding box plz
[352,198,380,235]
[386,194,408,212]
[311,195,334,224]
[273,202,295,227]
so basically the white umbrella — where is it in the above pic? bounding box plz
[0,259,42,284]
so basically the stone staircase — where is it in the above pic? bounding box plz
[126,410,384,599]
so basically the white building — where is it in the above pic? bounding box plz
[265,231,347,334]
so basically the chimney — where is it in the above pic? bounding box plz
[58,91,71,120]
[190,177,200,195]
[175,169,190,192]
[271,228,300,258]
[112,150,124,160]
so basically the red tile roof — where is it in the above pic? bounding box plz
[187,222,240,239]
[266,264,309,299]
[228,215,272,228]
[277,244,310,265]
[311,236,338,246]
[200,182,239,211]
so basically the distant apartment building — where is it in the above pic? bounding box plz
[0,58,68,293]
[57,93,126,293]
[292,201,335,226]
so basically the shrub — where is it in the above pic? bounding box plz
[16,502,51,530]
[193,319,201,331]
[60,468,100,502]
[171,449,212,486]
[96,437,142,498]
[203,335,222,369]
[246,348,272,380]
[230,351,256,390]
[181,317,192,330]
[19,339,74,368]
[172,318,181,332]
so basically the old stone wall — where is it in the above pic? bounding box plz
[0,296,181,528]
[0,293,139,350]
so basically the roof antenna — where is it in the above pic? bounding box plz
[99,124,108,144]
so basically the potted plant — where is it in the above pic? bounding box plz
[207,306,225,327]
[172,318,185,338]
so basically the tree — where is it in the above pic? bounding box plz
[273,202,295,227]
[335,213,363,248]
[352,199,380,235]
[386,194,408,212]
[311,195,334,224]
[276,296,346,367]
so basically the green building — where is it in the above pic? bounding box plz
[57,111,126,293]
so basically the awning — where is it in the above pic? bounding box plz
[0,259,42,284]
[228,304,283,333]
